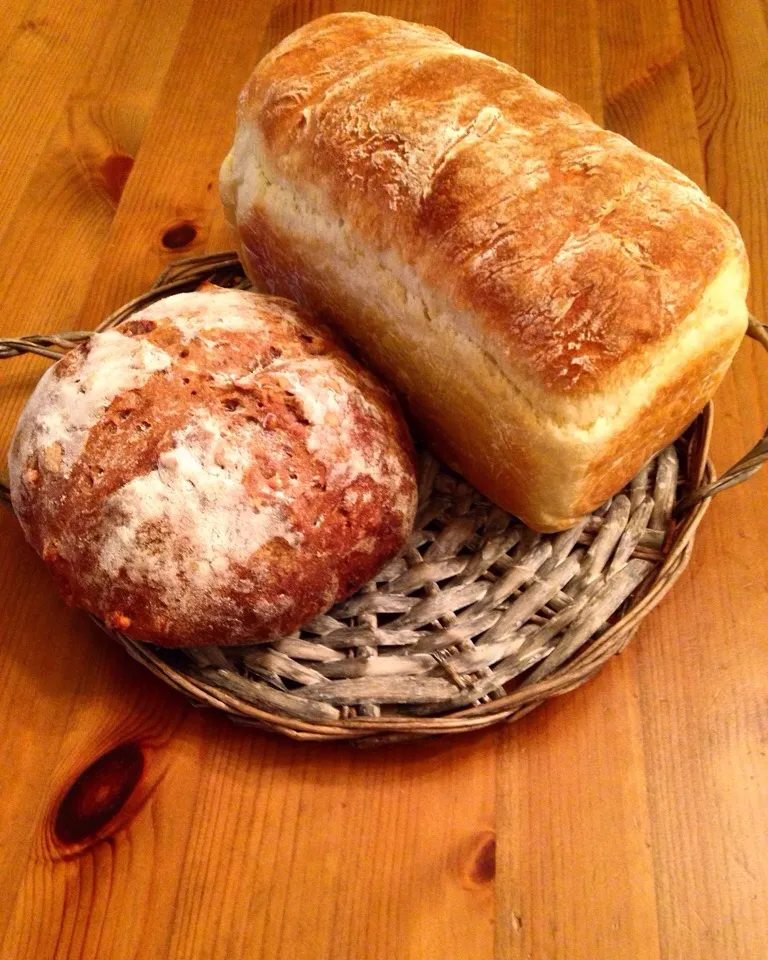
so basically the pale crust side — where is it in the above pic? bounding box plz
[221,12,749,530]
[223,157,744,529]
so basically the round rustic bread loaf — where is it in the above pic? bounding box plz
[9,285,418,647]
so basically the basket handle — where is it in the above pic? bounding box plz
[0,331,94,361]
[674,313,768,513]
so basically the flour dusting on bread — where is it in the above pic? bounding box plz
[278,362,397,485]
[139,288,268,340]
[97,412,299,607]
[10,330,170,483]
[8,286,417,646]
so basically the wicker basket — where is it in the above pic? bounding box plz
[2,253,766,745]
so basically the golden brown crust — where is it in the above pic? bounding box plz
[9,286,417,646]
[222,12,749,529]
[238,12,747,397]
[571,336,739,517]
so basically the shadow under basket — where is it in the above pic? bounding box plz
[2,253,767,745]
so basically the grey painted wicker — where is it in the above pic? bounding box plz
[2,253,766,745]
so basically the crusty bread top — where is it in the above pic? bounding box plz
[238,12,748,397]
[9,286,417,646]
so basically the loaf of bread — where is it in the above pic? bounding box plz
[9,286,417,647]
[220,12,749,531]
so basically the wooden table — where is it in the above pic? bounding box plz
[1,2,766,957]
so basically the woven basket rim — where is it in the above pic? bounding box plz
[105,539,700,740]
[2,252,765,745]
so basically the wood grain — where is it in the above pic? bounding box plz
[494,6,661,958]
[0,1,766,958]
[0,0,196,947]
[600,2,768,958]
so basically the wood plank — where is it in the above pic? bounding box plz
[599,0,768,957]
[600,0,701,179]
[0,0,130,233]
[494,4,661,959]
[0,0,41,61]
[159,730,496,960]
[0,0,195,947]
[481,0,603,116]
[0,633,192,960]
[0,0,150,480]
[497,661,662,960]
[72,0,274,331]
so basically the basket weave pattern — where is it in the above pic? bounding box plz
[2,254,766,744]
